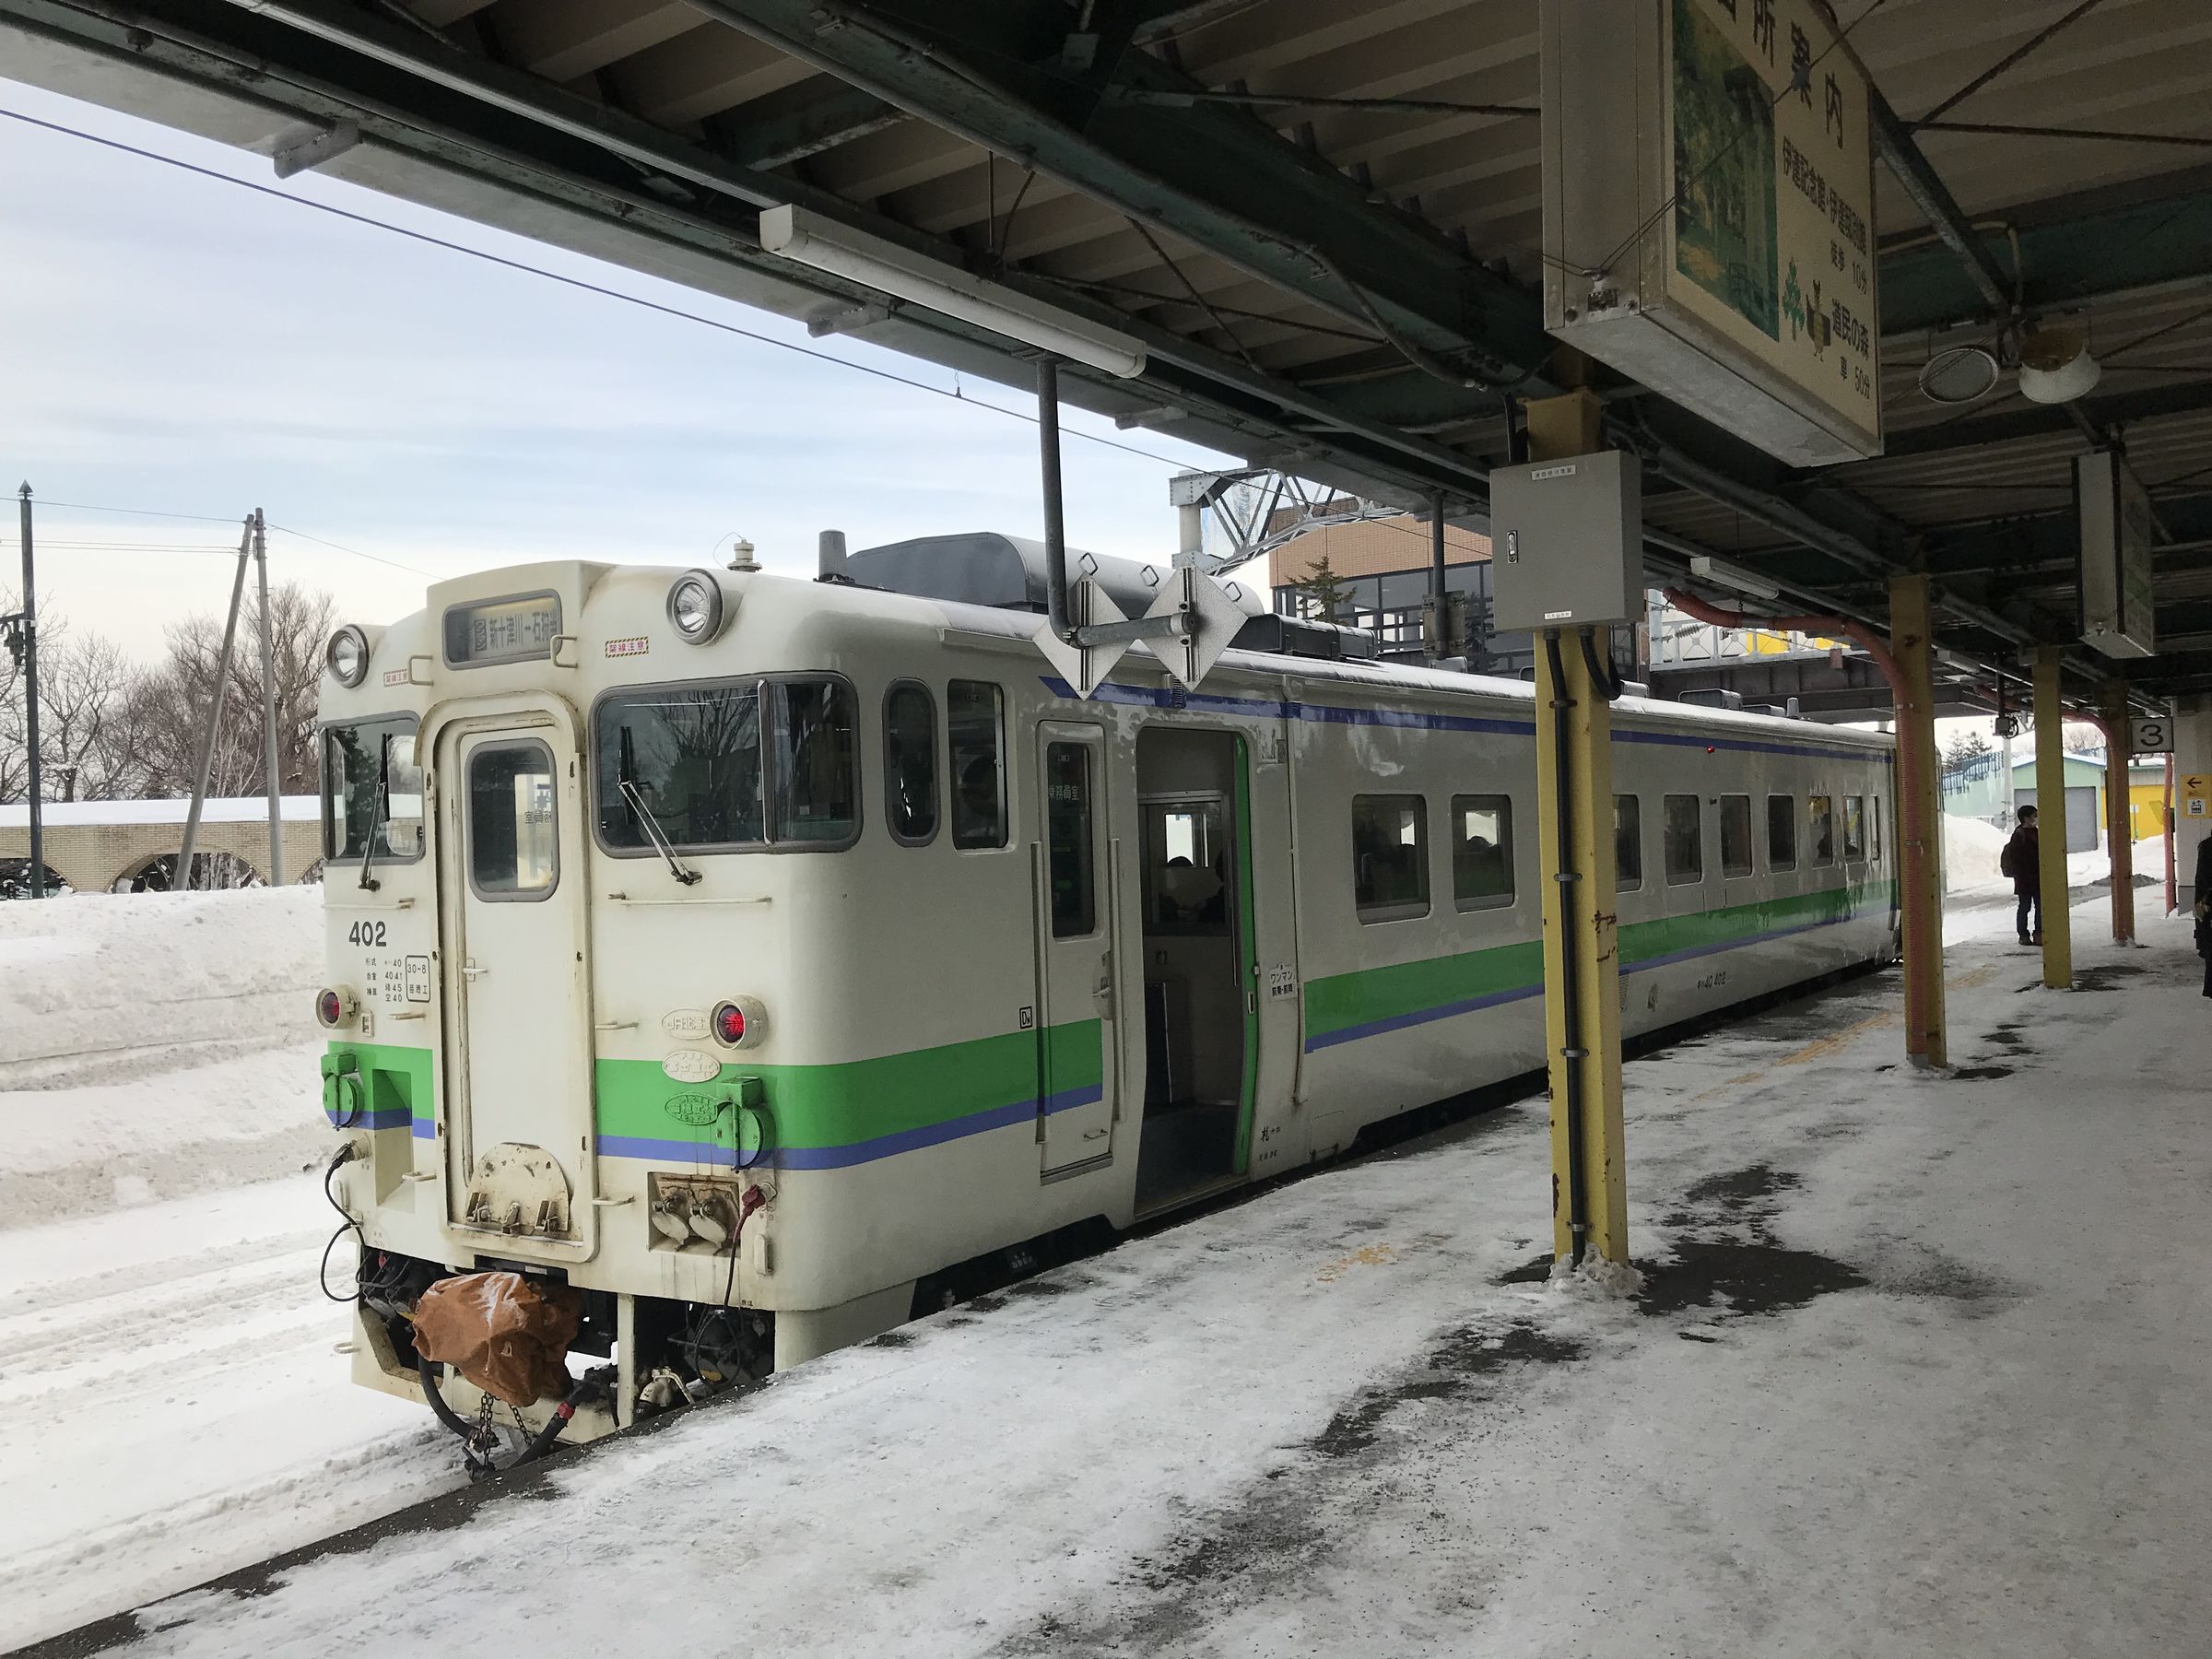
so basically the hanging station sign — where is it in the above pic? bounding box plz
[2076,449,2157,658]
[1539,0,1882,465]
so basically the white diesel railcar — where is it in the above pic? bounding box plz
[315,535,1895,1443]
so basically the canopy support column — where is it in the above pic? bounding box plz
[1889,573,1947,1068]
[2034,647,2075,988]
[2103,678,2135,945]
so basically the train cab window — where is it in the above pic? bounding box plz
[769,680,859,844]
[948,680,1007,850]
[595,683,764,853]
[1663,794,1703,884]
[1615,795,1642,891]
[1353,794,1430,923]
[1452,794,1514,911]
[322,715,424,865]
[1767,794,1797,870]
[1720,794,1754,878]
[882,682,938,844]
[1842,795,1866,862]
[1808,794,1836,867]
[1044,741,1097,936]
[467,740,559,900]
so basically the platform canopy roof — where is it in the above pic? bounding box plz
[7,0,2209,709]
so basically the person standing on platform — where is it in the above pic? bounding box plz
[2003,805,2041,947]
[2194,836,2212,998]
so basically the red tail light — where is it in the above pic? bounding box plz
[712,1001,747,1045]
[317,989,345,1028]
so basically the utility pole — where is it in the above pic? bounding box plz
[178,518,254,892]
[252,509,284,886]
[12,484,43,899]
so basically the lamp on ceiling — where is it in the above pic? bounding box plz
[1917,344,2002,406]
[759,204,1149,379]
[2016,322,2100,405]
[1688,554,1783,603]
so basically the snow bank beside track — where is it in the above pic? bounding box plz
[0,888,325,1228]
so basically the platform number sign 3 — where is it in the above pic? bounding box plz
[2129,716,2174,756]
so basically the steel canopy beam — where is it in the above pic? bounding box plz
[686,0,1557,392]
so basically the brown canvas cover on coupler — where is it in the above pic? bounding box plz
[411,1271,582,1407]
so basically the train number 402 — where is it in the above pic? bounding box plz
[347,920,388,947]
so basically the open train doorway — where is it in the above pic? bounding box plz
[1134,728,1253,1214]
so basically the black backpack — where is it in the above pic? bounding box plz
[1999,837,2019,879]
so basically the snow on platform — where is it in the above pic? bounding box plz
[55,896,2209,1659]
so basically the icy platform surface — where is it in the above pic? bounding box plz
[39,898,2212,1658]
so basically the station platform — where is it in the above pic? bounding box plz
[52,896,2208,1659]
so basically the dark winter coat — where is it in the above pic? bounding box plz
[2194,837,2212,962]
[2006,825,2040,897]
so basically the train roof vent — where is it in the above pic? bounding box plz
[846,532,1265,623]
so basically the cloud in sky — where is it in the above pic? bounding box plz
[0,76,1236,664]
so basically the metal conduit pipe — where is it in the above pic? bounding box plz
[1661,586,1937,1049]
[1036,357,1077,646]
[1541,629,1591,1267]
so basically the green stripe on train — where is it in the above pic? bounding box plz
[1303,878,1894,1041]
[594,1018,1104,1153]
[324,1039,435,1126]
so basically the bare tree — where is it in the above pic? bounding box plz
[0,594,136,805]
[113,582,335,800]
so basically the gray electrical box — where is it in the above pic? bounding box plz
[1488,451,1643,632]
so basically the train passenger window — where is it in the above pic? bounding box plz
[1452,794,1514,911]
[1842,795,1866,861]
[1663,794,1703,884]
[948,680,1007,850]
[1719,794,1754,878]
[467,740,559,900]
[1870,797,1883,863]
[1615,795,1642,891]
[1045,742,1096,936]
[322,715,424,864]
[1353,794,1429,923]
[882,682,937,845]
[1808,794,1836,867]
[770,680,859,843]
[1767,794,1796,870]
[595,683,764,853]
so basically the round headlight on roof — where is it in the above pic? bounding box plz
[325,625,370,688]
[666,570,727,644]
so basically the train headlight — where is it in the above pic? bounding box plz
[666,571,727,644]
[325,625,371,687]
[316,985,359,1029]
[712,995,767,1050]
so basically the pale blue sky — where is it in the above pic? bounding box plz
[0,77,1233,662]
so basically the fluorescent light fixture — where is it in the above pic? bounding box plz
[1688,555,1782,604]
[761,204,1147,379]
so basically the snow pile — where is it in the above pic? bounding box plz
[0,888,326,1226]
[1943,813,2010,892]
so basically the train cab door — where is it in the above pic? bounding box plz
[1032,720,1119,1178]
[436,711,597,1255]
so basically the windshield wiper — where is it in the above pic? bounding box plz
[358,735,389,892]
[618,731,700,886]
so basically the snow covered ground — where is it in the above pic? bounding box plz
[0,889,465,1652]
[46,892,2206,1659]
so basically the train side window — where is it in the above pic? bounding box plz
[1452,794,1514,911]
[882,681,938,845]
[770,679,859,844]
[1719,794,1754,878]
[1044,741,1097,936]
[1353,794,1429,923]
[1870,796,1883,863]
[1663,794,1703,884]
[1615,795,1642,891]
[1842,795,1866,861]
[1767,794,1797,870]
[1808,794,1836,867]
[947,680,1007,850]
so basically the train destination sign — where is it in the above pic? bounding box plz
[1540,0,1882,465]
[443,591,563,666]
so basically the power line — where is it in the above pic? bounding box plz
[265,523,433,577]
[0,103,1196,473]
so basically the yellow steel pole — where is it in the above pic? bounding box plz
[2102,678,2135,945]
[1888,574,1947,1068]
[2034,647,2074,986]
[1535,629,1628,1265]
